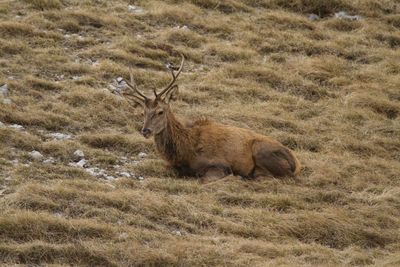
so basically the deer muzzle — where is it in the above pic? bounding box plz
[141,128,152,138]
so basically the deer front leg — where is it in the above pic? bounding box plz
[198,165,232,184]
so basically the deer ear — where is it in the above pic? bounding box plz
[164,85,179,103]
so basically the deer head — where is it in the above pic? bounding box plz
[122,54,184,138]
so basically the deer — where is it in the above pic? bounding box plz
[121,54,300,183]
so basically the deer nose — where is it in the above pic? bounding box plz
[141,128,151,137]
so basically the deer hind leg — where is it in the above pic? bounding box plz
[252,141,297,178]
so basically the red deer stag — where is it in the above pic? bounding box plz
[122,55,300,182]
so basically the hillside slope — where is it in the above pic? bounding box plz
[1,0,400,266]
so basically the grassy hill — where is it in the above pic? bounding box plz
[1,0,400,266]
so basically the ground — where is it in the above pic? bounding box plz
[0,0,400,266]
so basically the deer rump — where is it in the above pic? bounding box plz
[154,118,300,180]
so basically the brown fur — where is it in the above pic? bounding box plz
[122,55,300,181]
[151,105,301,180]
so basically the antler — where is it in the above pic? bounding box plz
[155,54,185,99]
[121,54,184,103]
[122,65,148,101]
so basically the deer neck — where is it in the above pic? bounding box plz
[154,108,193,165]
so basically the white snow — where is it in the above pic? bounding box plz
[119,232,129,239]
[138,152,147,158]
[69,159,87,168]
[9,124,24,130]
[85,167,105,176]
[105,175,117,181]
[307,13,320,21]
[74,149,85,158]
[29,151,44,160]
[0,84,8,95]
[0,188,7,196]
[173,231,182,236]
[43,157,55,164]
[48,133,72,140]
[119,172,131,178]
[335,11,362,20]
[2,99,11,104]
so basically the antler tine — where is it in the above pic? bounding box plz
[122,65,148,100]
[156,54,185,99]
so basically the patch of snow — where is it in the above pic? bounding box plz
[29,151,43,160]
[117,77,123,83]
[92,61,99,66]
[119,232,129,239]
[136,34,142,38]
[8,76,15,80]
[119,172,131,178]
[133,9,144,14]
[65,34,71,38]
[85,167,104,176]
[22,163,30,167]
[335,11,362,20]
[109,84,117,91]
[128,5,136,11]
[48,133,72,140]
[72,76,80,80]
[77,35,84,41]
[138,152,147,158]
[54,212,62,218]
[12,159,19,164]
[0,188,7,196]
[131,160,140,165]
[117,80,128,88]
[0,84,8,95]
[105,175,117,181]
[9,124,24,130]
[138,176,144,181]
[69,159,87,168]
[173,25,188,30]
[15,15,21,18]
[173,231,182,236]
[43,157,55,164]
[0,122,4,127]
[307,13,320,21]
[74,150,84,158]
[2,99,11,104]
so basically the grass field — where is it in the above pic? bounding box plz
[1,0,400,266]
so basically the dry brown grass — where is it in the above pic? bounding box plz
[1,0,400,266]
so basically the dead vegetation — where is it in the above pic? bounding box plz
[0,0,400,266]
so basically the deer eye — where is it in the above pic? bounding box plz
[158,111,164,115]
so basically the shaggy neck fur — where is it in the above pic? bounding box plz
[154,108,195,168]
